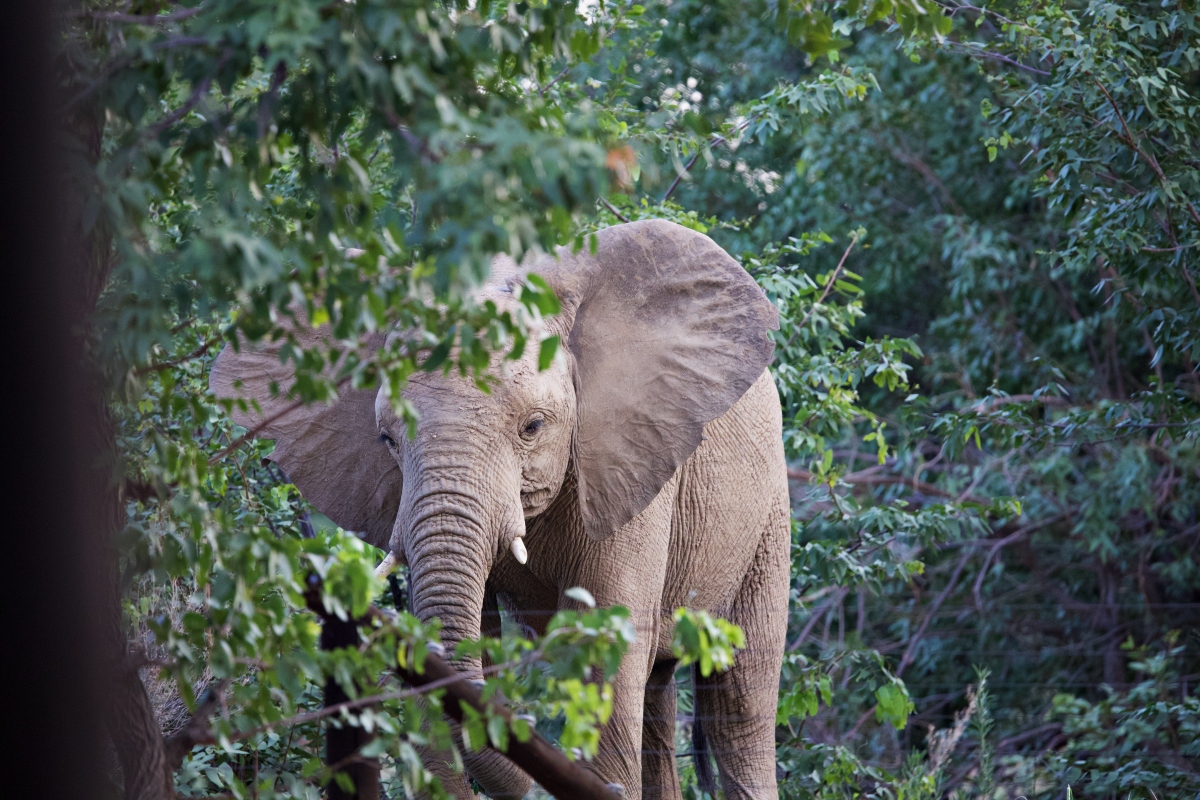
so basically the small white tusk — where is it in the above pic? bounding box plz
[375,552,399,579]
[510,536,528,565]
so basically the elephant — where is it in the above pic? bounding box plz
[210,219,791,800]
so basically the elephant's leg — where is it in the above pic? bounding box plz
[588,535,678,795]
[585,626,653,799]
[693,509,789,800]
[414,741,475,800]
[641,660,682,800]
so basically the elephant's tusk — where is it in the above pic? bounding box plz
[375,551,399,579]
[510,536,528,565]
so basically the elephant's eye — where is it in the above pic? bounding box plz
[521,417,545,438]
[379,431,397,448]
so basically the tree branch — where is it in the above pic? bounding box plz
[539,65,572,96]
[598,196,631,222]
[790,232,860,342]
[897,547,975,678]
[942,41,1051,76]
[887,143,965,215]
[788,587,849,651]
[661,118,753,202]
[74,8,203,24]
[788,461,990,506]
[301,589,623,800]
[1093,78,1200,304]
[383,110,440,164]
[207,396,308,465]
[135,336,221,376]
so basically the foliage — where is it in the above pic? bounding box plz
[62,0,1200,797]
[1045,640,1200,799]
[606,0,1199,797]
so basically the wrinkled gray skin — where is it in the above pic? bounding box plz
[211,220,791,799]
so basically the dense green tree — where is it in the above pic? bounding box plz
[53,0,1196,798]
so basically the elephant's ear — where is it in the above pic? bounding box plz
[540,219,779,541]
[209,327,401,549]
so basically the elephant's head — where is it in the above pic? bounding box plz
[209,219,777,790]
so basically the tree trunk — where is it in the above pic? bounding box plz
[2,3,109,797]
[321,613,382,800]
[61,23,173,800]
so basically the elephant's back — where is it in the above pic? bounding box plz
[662,369,789,615]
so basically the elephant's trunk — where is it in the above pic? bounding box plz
[398,455,532,799]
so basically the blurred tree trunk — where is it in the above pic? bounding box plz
[58,12,173,800]
[1,1,118,797]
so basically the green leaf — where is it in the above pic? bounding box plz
[875,681,914,730]
[538,336,561,371]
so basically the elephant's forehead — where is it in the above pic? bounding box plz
[374,353,567,426]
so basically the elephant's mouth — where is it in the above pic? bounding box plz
[520,487,552,515]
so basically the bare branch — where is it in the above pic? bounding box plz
[135,336,221,376]
[207,395,309,465]
[788,587,849,651]
[887,143,965,215]
[540,65,572,96]
[598,196,631,223]
[74,8,203,24]
[896,547,975,678]
[942,41,1051,76]
[661,118,753,202]
[141,73,215,143]
[383,110,441,164]
[1093,78,1200,304]
[788,466,991,506]
[1142,244,1196,253]
[793,232,860,338]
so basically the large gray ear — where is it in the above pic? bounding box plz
[537,219,779,541]
[209,327,400,550]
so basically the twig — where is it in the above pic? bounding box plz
[973,528,1027,610]
[887,143,964,215]
[539,65,572,96]
[142,75,213,143]
[202,603,580,747]
[897,547,975,678]
[845,704,878,740]
[598,196,631,223]
[1142,325,1165,387]
[661,118,753,202]
[1093,78,1200,303]
[787,587,849,651]
[383,110,440,164]
[786,232,861,347]
[302,591,622,800]
[942,41,1051,76]
[1142,244,1196,253]
[135,336,221,376]
[207,396,309,465]
[788,466,991,506]
[662,151,703,203]
[971,393,1069,412]
[60,36,213,114]
[933,0,1023,29]
[74,8,203,24]
[209,657,510,746]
